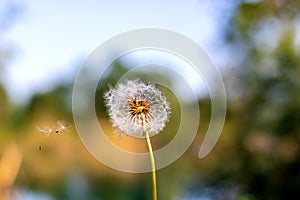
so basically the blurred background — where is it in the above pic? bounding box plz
[1,0,300,199]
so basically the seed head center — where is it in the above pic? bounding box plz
[128,98,150,117]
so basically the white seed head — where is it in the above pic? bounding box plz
[104,79,171,137]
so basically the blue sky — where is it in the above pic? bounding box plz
[1,0,235,104]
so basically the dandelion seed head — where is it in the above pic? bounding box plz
[104,79,171,137]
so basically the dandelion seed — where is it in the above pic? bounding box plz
[36,126,53,136]
[55,121,71,133]
[104,79,170,137]
[37,121,71,136]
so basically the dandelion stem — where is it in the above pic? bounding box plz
[144,128,157,200]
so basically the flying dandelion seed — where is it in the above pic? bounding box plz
[36,126,53,136]
[37,121,71,152]
[37,121,71,135]
[55,121,71,133]
[104,79,171,137]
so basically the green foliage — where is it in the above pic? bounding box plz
[215,1,300,199]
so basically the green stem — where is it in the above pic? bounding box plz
[144,128,157,200]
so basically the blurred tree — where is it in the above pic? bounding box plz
[205,1,300,199]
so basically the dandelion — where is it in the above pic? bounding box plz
[104,79,170,137]
[104,79,171,200]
